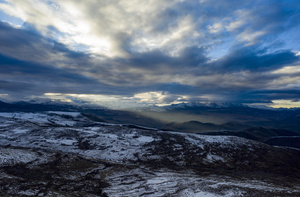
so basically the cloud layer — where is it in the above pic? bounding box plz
[0,0,300,108]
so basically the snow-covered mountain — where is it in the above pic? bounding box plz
[0,112,300,196]
[164,102,248,109]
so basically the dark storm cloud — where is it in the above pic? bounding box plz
[0,0,300,107]
[0,21,50,62]
[124,46,207,71]
[249,90,300,101]
[2,19,297,103]
[0,21,90,66]
[0,43,87,82]
[210,46,300,73]
[0,46,106,96]
[0,80,32,92]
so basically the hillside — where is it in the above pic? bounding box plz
[0,112,300,196]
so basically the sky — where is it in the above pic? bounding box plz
[0,0,300,109]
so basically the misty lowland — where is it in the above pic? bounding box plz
[0,101,300,196]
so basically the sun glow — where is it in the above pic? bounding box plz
[0,0,113,56]
[72,34,111,54]
[272,65,300,74]
[270,100,300,108]
[56,3,112,54]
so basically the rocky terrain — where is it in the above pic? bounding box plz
[0,111,300,196]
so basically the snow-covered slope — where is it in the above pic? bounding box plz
[0,147,50,167]
[0,111,83,126]
[0,112,300,196]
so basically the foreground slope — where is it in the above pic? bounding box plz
[0,112,300,196]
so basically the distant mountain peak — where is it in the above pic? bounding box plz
[165,102,247,109]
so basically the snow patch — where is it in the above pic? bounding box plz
[12,128,29,134]
[147,177,169,184]
[137,136,154,143]
[47,111,81,117]
[46,139,76,146]
[206,154,225,163]
[0,112,78,126]
[0,148,41,166]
